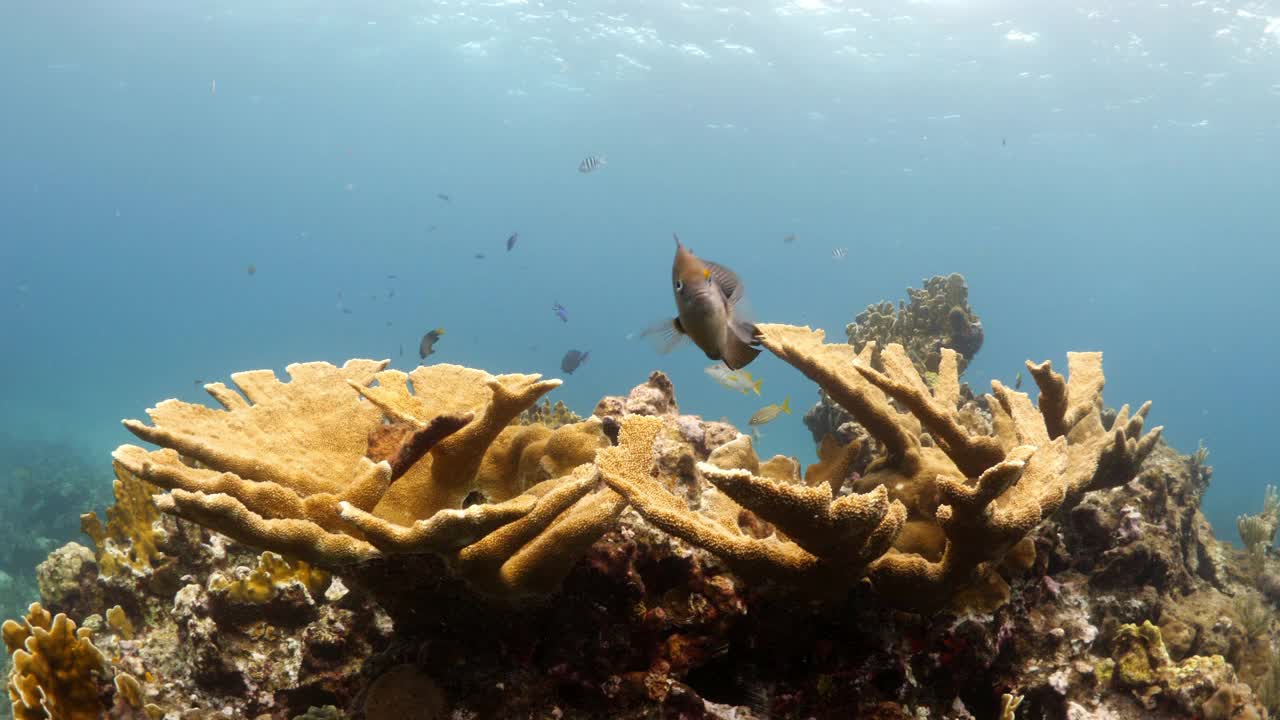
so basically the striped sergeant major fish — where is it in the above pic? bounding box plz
[578,155,607,173]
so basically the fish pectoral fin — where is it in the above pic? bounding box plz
[639,318,687,355]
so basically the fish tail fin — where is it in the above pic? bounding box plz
[752,378,762,395]
[721,331,762,371]
[781,397,791,415]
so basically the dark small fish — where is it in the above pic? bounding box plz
[386,274,398,280]
[474,252,486,260]
[437,193,450,202]
[1002,137,1007,147]
[578,155,606,173]
[385,320,392,327]
[246,263,256,276]
[342,307,353,315]
[426,224,438,233]
[387,288,396,299]
[193,379,204,386]
[399,343,404,357]
[560,349,589,374]
[419,328,445,359]
[553,302,568,323]
[1014,371,1023,390]
[783,234,796,244]
[507,233,518,251]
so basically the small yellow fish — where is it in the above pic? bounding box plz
[733,371,763,395]
[1014,371,1023,390]
[705,363,763,395]
[749,397,791,426]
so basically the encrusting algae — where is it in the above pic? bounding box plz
[207,551,330,605]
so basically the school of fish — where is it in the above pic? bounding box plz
[256,151,814,436]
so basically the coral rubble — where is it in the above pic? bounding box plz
[4,321,1272,719]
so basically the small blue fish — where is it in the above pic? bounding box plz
[560,349,589,374]
[553,302,568,323]
[507,233,518,251]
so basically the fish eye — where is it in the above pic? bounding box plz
[675,280,684,292]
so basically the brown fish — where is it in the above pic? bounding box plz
[661,234,760,370]
[419,328,445,359]
[246,263,256,276]
[560,349,589,374]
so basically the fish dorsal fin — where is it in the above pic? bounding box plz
[703,260,744,305]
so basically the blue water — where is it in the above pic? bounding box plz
[1,1,1277,554]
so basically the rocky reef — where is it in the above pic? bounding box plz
[3,320,1273,719]
[0,438,113,624]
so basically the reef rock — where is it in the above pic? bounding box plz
[5,325,1270,719]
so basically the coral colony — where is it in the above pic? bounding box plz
[3,280,1274,719]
